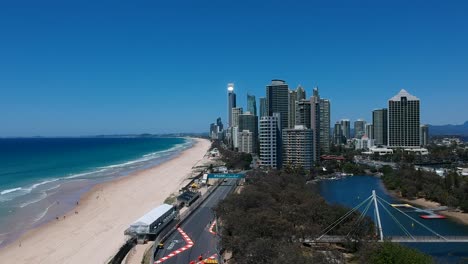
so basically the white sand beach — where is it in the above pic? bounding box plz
[0,138,211,264]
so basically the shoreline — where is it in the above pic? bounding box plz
[0,137,212,264]
[383,185,468,226]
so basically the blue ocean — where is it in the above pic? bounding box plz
[0,137,192,247]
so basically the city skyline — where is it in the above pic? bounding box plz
[1,1,468,136]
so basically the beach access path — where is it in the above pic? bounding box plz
[0,138,212,264]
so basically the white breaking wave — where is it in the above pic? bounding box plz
[0,138,192,204]
[32,203,54,223]
[0,187,22,196]
[18,192,48,208]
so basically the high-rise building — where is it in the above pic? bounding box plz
[334,122,344,145]
[310,87,321,162]
[238,130,254,154]
[373,108,388,146]
[239,112,258,153]
[420,124,429,147]
[319,98,331,154]
[247,94,257,116]
[288,86,307,128]
[259,97,267,118]
[231,126,239,150]
[283,125,314,170]
[210,123,219,140]
[216,117,223,132]
[340,119,351,141]
[288,89,297,129]
[354,119,366,139]
[227,83,236,127]
[388,89,421,148]
[365,123,374,139]
[231,107,243,128]
[266,80,289,130]
[296,85,306,101]
[295,100,311,128]
[259,113,282,169]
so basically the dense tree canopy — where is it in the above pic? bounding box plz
[382,165,468,212]
[215,169,374,263]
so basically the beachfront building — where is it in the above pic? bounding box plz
[238,130,254,154]
[227,83,236,128]
[247,94,257,116]
[283,125,314,170]
[239,112,258,153]
[231,107,243,128]
[125,204,177,243]
[388,89,421,148]
[259,114,282,169]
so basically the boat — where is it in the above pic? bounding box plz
[420,214,446,219]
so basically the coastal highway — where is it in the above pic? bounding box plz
[154,179,237,263]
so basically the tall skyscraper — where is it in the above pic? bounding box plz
[288,86,307,128]
[239,112,258,153]
[388,89,421,148]
[295,100,311,128]
[340,119,351,141]
[247,94,257,116]
[288,89,297,128]
[310,87,321,162]
[373,108,388,146]
[296,85,306,101]
[365,123,374,139]
[259,113,282,169]
[334,122,344,145]
[283,125,314,170]
[238,130,254,154]
[227,83,236,127]
[266,80,289,130]
[259,97,267,117]
[354,119,366,139]
[231,107,243,128]
[420,124,429,147]
[216,117,223,132]
[319,98,331,154]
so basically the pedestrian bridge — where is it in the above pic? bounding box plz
[310,191,468,244]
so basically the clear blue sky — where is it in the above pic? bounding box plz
[1,0,467,136]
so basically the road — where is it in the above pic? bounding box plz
[154,179,237,264]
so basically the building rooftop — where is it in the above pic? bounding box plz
[130,204,173,226]
[389,89,419,101]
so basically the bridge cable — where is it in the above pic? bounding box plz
[317,195,373,240]
[346,198,374,238]
[377,195,447,241]
[376,199,415,240]
[318,195,372,238]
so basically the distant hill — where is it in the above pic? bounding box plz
[429,121,468,136]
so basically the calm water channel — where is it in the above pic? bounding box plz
[319,175,468,263]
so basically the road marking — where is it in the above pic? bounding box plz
[154,228,195,263]
[195,253,218,263]
[208,220,217,235]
